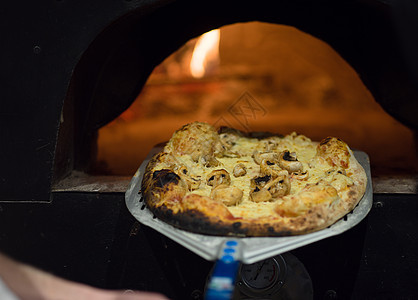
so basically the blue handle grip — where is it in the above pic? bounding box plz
[205,240,241,300]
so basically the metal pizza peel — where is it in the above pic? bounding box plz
[125,148,373,299]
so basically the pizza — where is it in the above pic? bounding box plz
[140,121,367,237]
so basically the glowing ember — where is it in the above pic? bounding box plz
[190,29,220,78]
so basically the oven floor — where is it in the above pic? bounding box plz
[0,192,416,299]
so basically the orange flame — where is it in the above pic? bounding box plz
[190,29,220,78]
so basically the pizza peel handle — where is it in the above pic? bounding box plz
[205,240,242,300]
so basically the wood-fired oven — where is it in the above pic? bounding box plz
[1,1,417,299]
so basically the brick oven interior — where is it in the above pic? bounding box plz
[95,22,417,178]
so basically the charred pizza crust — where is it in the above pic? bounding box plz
[141,122,367,237]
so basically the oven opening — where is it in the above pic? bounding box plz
[53,21,418,193]
[98,22,417,175]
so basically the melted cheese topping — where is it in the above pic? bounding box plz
[153,132,356,220]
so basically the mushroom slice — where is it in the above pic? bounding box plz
[214,130,242,157]
[206,169,231,187]
[219,132,239,149]
[250,187,272,202]
[201,155,221,167]
[252,151,279,165]
[250,171,290,200]
[183,177,201,191]
[262,138,280,151]
[264,172,290,198]
[278,150,303,173]
[175,166,201,191]
[211,184,243,206]
[249,174,273,202]
[260,159,283,177]
[233,163,247,177]
[250,174,272,191]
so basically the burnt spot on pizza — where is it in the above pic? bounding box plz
[163,208,173,218]
[233,163,247,177]
[266,161,275,166]
[153,169,180,188]
[261,224,293,236]
[348,190,357,197]
[147,201,314,236]
[319,137,333,145]
[232,222,242,229]
[149,205,251,236]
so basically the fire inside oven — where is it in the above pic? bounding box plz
[94,22,417,177]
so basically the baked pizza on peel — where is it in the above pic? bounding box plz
[141,122,367,237]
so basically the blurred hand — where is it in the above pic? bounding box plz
[86,289,169,300]
[0,253,169,300]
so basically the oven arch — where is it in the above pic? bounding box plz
[53,0,418,194]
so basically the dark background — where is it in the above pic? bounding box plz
[1,0,417,201]
[0,192,416,299]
